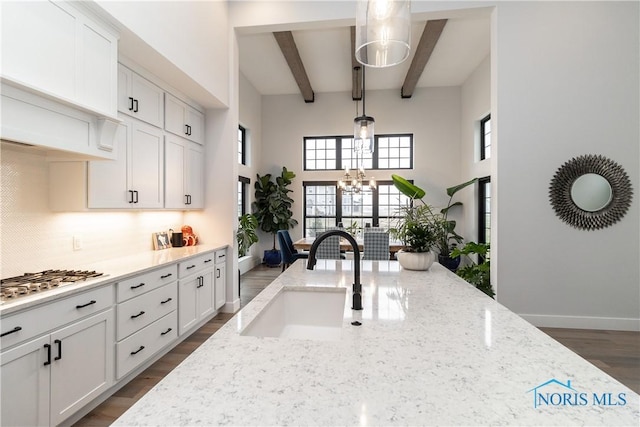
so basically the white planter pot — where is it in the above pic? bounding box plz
[396,250,435,271]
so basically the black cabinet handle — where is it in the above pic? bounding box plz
[186,265,196,270]
[54,339,62,361]
[204,259,212,264]
[1,326,22,338]
[128,97,134,111]
[133,99,139,113]
[130,345,145,355]
[161,327,172,336]
[196,276,204,288]
[216,268,221,279]
[131,311,145,319]
[44,344,52,366]
[160,273,172,279]
[76,300,96,309]
[160,297,172,304]
[184,124,189,135]
[130,283,145,289]
[133,190,139,203]
[128,190,134,203]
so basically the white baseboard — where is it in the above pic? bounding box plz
[223,298,240,313]
[520,313,640,331]
[238,255,259,275]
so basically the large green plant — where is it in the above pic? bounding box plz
[451,242,493,298]
[436,178,478,257]
[390,175,477,256]
[237,213,259,257]
[251,167,298,250]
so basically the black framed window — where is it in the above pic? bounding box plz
[304,134,413,171]
[238,125,246,165]
[480,115,491,160]
[238,176,250,217]
[302,181,411,237]
[478,176,491,245]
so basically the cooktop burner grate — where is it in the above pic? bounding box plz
[1,270,104,301]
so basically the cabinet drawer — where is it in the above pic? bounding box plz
[117,282,177,341]
[178,251,215,278]
[215,249,226,264]
[116,311,177,379]
[117,264,177,303]
[1,284,114,351]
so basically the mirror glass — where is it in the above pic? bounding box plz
[570,173,612,212]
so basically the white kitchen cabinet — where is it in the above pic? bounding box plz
[1,0,118,117]
[165,93,205,145]
[214,249,227,310]
[165,134,204,209]
[118,64,164,128]
[177,252,216,335]
[88,116,164,209]
[0,307,114,427]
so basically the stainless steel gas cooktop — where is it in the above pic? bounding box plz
[0,270,104,302]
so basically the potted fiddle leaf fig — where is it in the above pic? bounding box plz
[237,213,259,257]
[252,167,298,267]
[389,175,439,270]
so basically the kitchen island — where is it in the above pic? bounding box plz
[114,260,639,426]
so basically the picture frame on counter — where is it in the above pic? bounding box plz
[153,231,170,250]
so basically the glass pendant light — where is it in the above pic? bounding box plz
[353,65,374,154]
[355,0,411,68]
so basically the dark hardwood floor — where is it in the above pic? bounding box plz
[74,264,639,426]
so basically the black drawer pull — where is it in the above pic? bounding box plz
[161,327,173,336]
[130,345,145,355]
[216,268,221,279]
[186,265,196,270]
[128,97,134,111]
[130,283,145,289]
[131,311,145,319]
[1,326,22,338]
[133,99,139,113]
[54,339,62,361]
[204,259,212,263]
[160,297,173,304]
[76,300,96,309]
[161,273,173,279]
[44,344,52,366]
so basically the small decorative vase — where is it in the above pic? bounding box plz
[396,250,435,271]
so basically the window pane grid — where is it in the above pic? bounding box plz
[304,138,337,170]
[480,115,491,160]
[238,126,246,165]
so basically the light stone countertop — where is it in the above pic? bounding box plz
[113,260,639,426]
[0,245,220,316]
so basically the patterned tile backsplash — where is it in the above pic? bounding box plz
[1,144,184,277]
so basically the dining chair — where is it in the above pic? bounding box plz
[277,230,308,271]
[362,230,390,260]
[314,229,345,260]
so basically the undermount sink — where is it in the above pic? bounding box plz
[241,287,347,341]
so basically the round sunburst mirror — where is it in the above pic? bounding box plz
[549,154,633,230]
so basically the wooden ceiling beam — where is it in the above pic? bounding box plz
[273,31,315,103]
[350,26,362,101]
[401,19,448,99]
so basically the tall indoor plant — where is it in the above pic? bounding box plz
[252,167,298,267]
[435,177,478,271]
[450,242,493,298]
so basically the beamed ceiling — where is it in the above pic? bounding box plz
[238,9,491,100]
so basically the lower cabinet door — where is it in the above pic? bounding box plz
[198,270,215,320]
[178,276,198,335]
[0,335,50,427]
[49,310,114,426]
[215,264,226,310]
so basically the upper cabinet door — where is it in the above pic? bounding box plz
[164,93,205,145]
[118,64,164,128]
[1,1,118,116]
[130,121,165,209]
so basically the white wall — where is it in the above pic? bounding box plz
[495,1,639,330]
[258,87,463,256]
[460,55,491,244]
[95,0,229,108]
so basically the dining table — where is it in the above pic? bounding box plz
[293,236,405,257]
